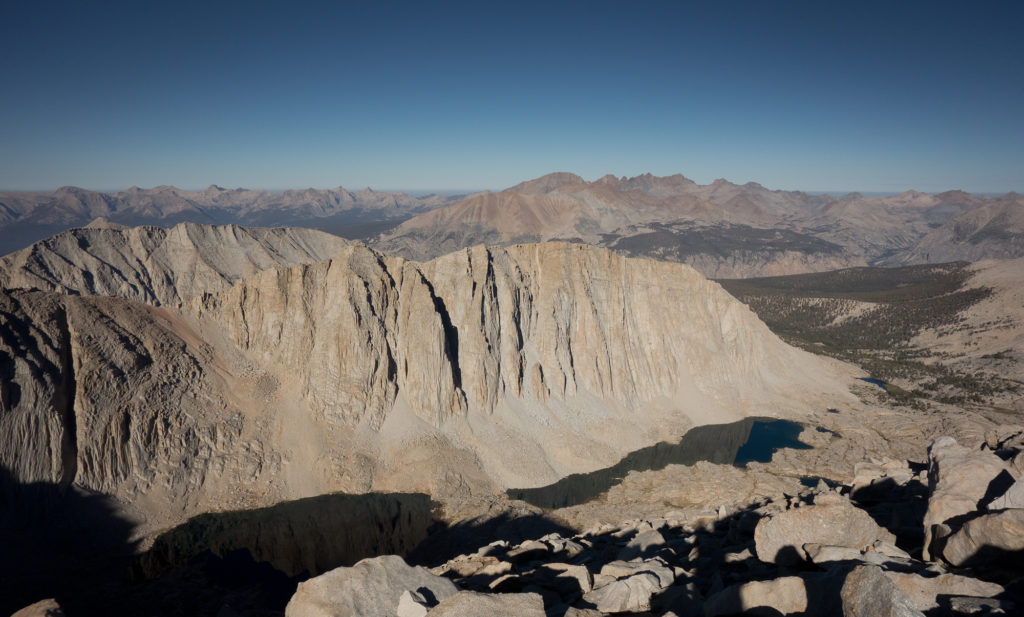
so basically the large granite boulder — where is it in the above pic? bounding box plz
[886,572,1003,612]
[989,476,1024,510]
[581,573,663,613]
[285,555,458,617]
[753,498,896,565]
[425,591,545,617]
[840,565,924,617]
[9,599,65,617]
[922,436,1009,560]
[940,508,1024,567]
[703,576,807,617]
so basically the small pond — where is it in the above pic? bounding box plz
[858,377,888,391]
[506,417,812,509]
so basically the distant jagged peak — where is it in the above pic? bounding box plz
[506,172,586,194]
[888,189,942,208]
[55,185,90,195]
[83,217,127,230]
[599,172,699,193]
[663,172,696,183]
[936,189,972,201]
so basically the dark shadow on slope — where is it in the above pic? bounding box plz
[136,491,436,580]
[118,491,437,617]
[2,478,438,617]
[507,418,811,509]
[952,544,1024,573]
[0,466,138,617]
[851,477,929,556]
[408,511,576,568]
[979,469,1017,510]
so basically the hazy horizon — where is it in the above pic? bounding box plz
[2,1,1022,194]
[1,173,1020,198]
[1,173,1018,198]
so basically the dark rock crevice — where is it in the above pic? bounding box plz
[53,302,79,489]
[418,274,462,391]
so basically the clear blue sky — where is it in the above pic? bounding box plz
[1,1,1021,193]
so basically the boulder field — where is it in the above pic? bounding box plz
[284,434,1024,617]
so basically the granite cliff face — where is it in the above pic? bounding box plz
[0,228,859,537]
[190,243,856,492]
[0,288,281,535]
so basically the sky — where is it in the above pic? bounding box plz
[1,0,1022,193]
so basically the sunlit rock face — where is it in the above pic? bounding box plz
[2,230,858,541]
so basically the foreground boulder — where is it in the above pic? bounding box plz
[940,508,1024,567]
[581,572,664,613]
[425,591,545,617]
[753,496,896,565]
[840,565,924,617]
[703,576,807,617]
[285,555,458,617]
[922,436,1010,560]
[886,571,1004,612]
[989,476,1024,510]
[10,599,65,617]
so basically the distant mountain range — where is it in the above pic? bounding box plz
[0,184,460,255]
[373,173,1024,277]
[3,173,1021,277]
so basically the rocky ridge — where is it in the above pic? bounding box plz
[0,184,457,254]
[0,221,351,305]
[374,173,1019,278]
[896,194,1024,265]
